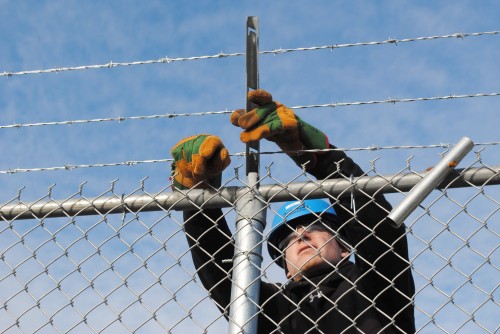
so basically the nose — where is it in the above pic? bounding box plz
[295,226,312,241]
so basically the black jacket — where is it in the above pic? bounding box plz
[183,145,415,333]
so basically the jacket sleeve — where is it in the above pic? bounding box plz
[183,208,234,314]
[183,207,284,327]
[308,144,416,333]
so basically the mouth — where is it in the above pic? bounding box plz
[297,245,316,256]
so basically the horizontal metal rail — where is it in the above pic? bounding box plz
[1,166,499,221]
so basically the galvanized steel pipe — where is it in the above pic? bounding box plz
[1,165,499,221]
[387,137,474,227]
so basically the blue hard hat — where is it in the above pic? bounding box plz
[267,199,339,265]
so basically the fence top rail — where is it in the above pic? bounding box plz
[1,166,498,221]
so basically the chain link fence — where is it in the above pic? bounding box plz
[0,143,498,334]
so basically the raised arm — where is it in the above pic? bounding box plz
[182,208,234,314]
[171,134,286,325]
[311,145,415,332]
[170,135,234,314]
[231,89,415,333]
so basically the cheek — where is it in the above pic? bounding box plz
[284,246,299,263]
[320,240,343,263]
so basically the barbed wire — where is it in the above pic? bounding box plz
[2,142,498,175]
[260,31,499,55]
[0,159,170,174]
[1,31,498,77]
[1,91,499,130]
[291,92,500,110]
[0,109,232,130]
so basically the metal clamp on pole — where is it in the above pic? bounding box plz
[387,136,475,227]
[228,16,266,334]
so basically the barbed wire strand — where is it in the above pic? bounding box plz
[0,159,171,175]
[0,110,232,130]
[291,92,500,110]
[1,142,499,175]
[1,91,499,130]
[1,31,498,78]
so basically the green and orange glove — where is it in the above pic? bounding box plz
[230,89,329,170]
[170,134,231,190]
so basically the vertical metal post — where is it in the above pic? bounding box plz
[245,16,259,175]
[228,16,266,334]
[228,173,266,334]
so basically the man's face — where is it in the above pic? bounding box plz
[282,223,349,280]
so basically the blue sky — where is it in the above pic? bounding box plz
[1,1,499,333]
[1,1,499,197]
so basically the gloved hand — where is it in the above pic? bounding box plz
[230,89,329,170]
[170,134,231,190]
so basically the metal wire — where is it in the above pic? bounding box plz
[2,142,500,175]
[1,91,498,131]
[1,30,497,78]
[0,159,171,174]
[259,31,500,55]
[0,52,244,77]
[291,92,500,110]
[1,28,499,334]
[0,110,233,130]
[1,154,498,333]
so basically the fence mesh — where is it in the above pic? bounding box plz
[1,145,498,334]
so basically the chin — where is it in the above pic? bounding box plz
[300,255,325,272]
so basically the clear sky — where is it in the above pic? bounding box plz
[0,1,499,333]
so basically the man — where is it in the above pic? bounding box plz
[171,90,415,333]
[267,199,351,282]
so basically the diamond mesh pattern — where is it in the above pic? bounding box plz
[1,156,498,334]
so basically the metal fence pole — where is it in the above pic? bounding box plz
[227,16,265,334]
[245,16,260,176]
[387,136,474,227]
[228,172,266,334]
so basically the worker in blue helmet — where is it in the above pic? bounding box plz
[172,90,415,333]
[267,199,352,280]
